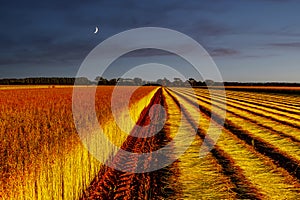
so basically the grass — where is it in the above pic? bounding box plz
[0,86,157,200]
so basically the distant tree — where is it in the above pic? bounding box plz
[205,79,215,86]
[184,80,190,87]
[155,78,171,86]
[108,78,117,85]
[162,77,171,86]
[75,77,92,85]
[133,77,143,86]
[188,78,197,87]
[95,76,108,85]
[156,79,163,86]
[142,80,147,86]
[173,78,183,87]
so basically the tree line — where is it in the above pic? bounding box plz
[0,77,299,87]
[0,77,92,85]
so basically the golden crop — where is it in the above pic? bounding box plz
[1,86,300,199]
[0,86,157,200]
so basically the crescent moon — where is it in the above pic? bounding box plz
[94,26,99,34]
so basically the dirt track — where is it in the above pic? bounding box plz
[81,88,181,199]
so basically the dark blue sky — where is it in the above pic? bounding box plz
[1,0,300,82]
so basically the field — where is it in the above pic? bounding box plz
[0,86,158,199]
[1,86,300,199]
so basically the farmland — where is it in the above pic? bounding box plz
[1,86,300,199]
[0,86,157,199]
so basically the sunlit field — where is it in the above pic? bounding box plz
[1,86,300,199]
[0,86,157,200]
[171,87,300,199]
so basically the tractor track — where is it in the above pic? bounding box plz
[181,90,300,145]
[81,88,179,200]
[171,89,300,183]
[166,88,264,199]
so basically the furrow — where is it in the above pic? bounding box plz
[179,88,300,128]
[224,90,300,113]
[165,88,264,199]
[170,88,300,198]
[181,89,300,145]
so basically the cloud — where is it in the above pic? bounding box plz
[125,46,240,58]
[0,0,234,64]
[268,42,300,48]
[123,49,172,57]
[189,20,230,37]
[251,0,293,2]
[209,48,239,57]
[3,0,299,80]
[0,38,96,66]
